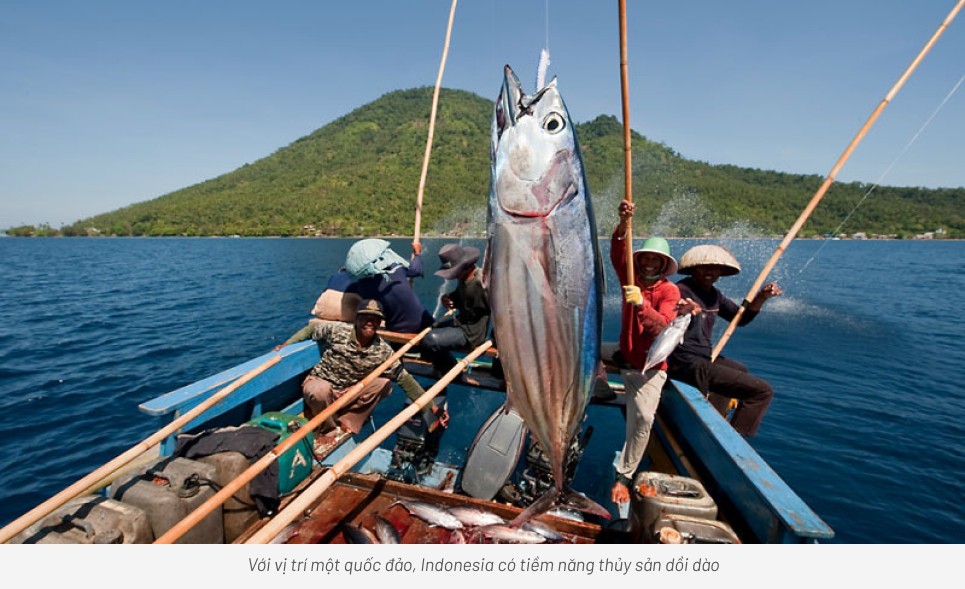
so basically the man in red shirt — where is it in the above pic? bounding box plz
[609,200,699,505]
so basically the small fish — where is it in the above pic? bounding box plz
[449,529,468,544]
[393,500,463,530]
[343,523,379,544]
[522,520,565,542]
[447,506,506,528]
[373,515,401,544]
[476,524,546,544]
[643,314,692,372]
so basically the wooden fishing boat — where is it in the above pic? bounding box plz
[6,0,963,553]
[3,333,830,545]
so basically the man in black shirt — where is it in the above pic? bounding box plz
[668,245,783,436]
[421,244,491,382]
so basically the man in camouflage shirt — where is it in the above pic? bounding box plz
[280,299,438,436]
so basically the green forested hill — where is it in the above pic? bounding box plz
[33,87,964,238]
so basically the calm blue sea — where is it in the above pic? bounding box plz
[0,236,962,543]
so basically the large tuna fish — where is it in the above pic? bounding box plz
[483,64,607,524]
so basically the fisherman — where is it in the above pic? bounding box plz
[277,299,446,442]
[667,245,783,437]
[420,243,491,382]
[609,200,700,505]
[344,238,434,333]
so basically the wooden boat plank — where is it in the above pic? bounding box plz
[403,355,628,408]
[378,329,500,357]
[403,357,505,392]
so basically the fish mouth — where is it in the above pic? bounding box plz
[496,143,579,218]
[498,162,578,219]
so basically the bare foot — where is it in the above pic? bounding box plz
[314,426,346,450]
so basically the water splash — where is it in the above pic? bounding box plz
[649,190,716,237]
[431,205,487,237]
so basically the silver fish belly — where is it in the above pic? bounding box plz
[477,524,547,544]
[343,523,379,544]
[393,500,463,531]
[373,515,401,544]
[644,313,692,372]
[447,505,507,527]
[485,65,604,521]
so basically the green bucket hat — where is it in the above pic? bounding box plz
[633,237,678,278]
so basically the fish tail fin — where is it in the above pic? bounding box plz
[561,488,611,520]
[508,487,611,528]
[508,487,558,528]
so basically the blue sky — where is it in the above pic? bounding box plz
[2,0,963,228]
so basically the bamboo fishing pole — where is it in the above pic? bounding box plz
[618,0,635,285]
[0,354,281,544]
[246,339,493,544]
[412,0,458,247]
[711,0,964,362]
[153,312,453,544]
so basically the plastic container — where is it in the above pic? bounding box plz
[10,494,153,544]
[246,412,314,495]
[197,451,260,543]
[652,514,741,544]
[629,471,717,543]
[110,456,224,544]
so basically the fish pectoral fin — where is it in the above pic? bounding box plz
[507,486,610,529]
[508,488,559,528]
[561,489,611,520]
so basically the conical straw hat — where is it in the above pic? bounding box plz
[678,245,741,276]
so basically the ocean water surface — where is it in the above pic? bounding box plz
[0,236,962,543]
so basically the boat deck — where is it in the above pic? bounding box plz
[133,336,834,544]
[235,472,623,544]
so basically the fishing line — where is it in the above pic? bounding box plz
[799,74,964,274]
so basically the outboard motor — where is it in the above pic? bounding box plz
[387,395,448,484]
[510,425,593,509]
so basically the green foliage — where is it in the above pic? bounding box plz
[40,88,963,239]
[5,223,62,237]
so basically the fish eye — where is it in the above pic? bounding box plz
[542,112,565,134]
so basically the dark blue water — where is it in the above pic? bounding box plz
[0,237,962,543]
